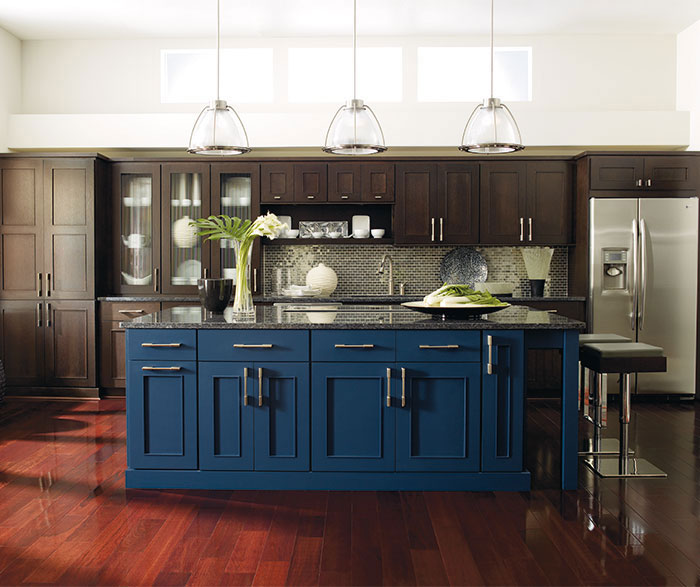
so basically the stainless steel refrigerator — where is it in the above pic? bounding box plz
[589,197,698,397]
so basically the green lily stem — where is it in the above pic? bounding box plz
[233,238,254,314]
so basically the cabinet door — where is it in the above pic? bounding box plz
[43,159,94,299]
[261,163,294,203]
[198,362,254,471]
[395,363,480,472]
[312,363,394,471]
[589,156,644,190]
[526,161,572,244]
[479,162,527,244]
[113,163,161,294]
[395,163,437,244]
[161,163,211,294]
[127,360,197,469]
[643,156,698,191]
[481,330,524,472]
[361,162,394,202]
[254,363,309,471]
[0,159,44,300]
[44,300,96,388]
[294,163,327,202]
[100,321,126,389]
[0,301,44,386]
[328,163,361,202]
[437,162,479,244]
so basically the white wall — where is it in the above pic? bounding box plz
[0,27,21,152]
[677,20,700,149]
[8,33,689,149]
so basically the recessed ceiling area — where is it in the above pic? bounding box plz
[1,0,699,40]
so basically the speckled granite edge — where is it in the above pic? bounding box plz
[100,295,586,303]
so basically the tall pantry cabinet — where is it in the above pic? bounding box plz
[0,156,108,396]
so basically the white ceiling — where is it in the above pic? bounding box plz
[0,0,699,40]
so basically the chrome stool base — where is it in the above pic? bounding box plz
[584,456,666,478]
[578,437,633,456]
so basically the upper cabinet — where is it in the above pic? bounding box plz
[328,162,394,202]
[395,162,478,244]
[590,155,698,191]
[113,162,262,295]
[480,161,572,245]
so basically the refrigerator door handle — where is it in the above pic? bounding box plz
[639,218,648,331]
[631,219,638,331]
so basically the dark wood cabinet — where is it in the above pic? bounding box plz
[294,163,327,202]
[361,162,394,202]
[0,300,44,386]
[480,161,572,245]
[437,162,479,244]
[395,163,436,244]
[328,163,361,202]
[261,163,294,203]
[590,155,698,191]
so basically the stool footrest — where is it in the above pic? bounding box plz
[584,456,666,478]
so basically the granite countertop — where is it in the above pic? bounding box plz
[122,304,585,330]
[100,294,586,303]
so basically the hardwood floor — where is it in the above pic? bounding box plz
[0,398,697,586]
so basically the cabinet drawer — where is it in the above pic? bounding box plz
[312,330,395,362]
[396,331,480,363]
[127,329,196,360]
[199,330,309,361]
[101,301,160,322]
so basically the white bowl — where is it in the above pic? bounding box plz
[371,229,385,238]
[286,229,299,238]
[328,231,341,238]
[311,231,324,239]
[353,229,369,239]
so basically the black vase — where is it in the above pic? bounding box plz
[197,278,233,313]
[529,279,545,297]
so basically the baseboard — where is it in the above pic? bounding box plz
[6,386,100,400]
[101,387,126,398]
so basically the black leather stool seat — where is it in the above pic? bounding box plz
[580,342,666,374]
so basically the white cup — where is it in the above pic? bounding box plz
[371,228,385,238]
[125,233,147,248]
[286,229,299,238]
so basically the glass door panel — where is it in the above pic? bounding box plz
[219,175,253,278]
[120,174,154,289]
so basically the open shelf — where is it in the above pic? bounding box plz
[265,237,393,246]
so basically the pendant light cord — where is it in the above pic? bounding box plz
[353,0,357,101]
[216,0,221,101]
[490,0,494,99]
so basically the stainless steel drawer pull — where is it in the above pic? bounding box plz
[374,195,383,199]
[36,303,42,328]
[431,217,435,242]
[273,195,282,200]
[37,273,42,298]
[401,367,406,408]
[439,217,444,241]
[646,178,652,187]
[386,367,391,407]
[307,195,315,200]
[636,179,643,187]
[258,367,263,406]
[334,344,375,349]
[118,309,145,314]
[519,218,524,242]
[46,273,51,297]
[341,194,350,199]
[243,367,249,406]
[234,343,273,348]
[141,342,182,348]
[142,366,181,371]
[487,335,494,375]
[528,217,533,241]
[419,344,459,350]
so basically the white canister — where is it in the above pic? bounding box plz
[305,263,338,296]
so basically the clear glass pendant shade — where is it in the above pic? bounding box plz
[459,98,523,154]
[188,100,251,155]
[323,99,387,155]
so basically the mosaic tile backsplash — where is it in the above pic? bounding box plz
[263,245,568,297]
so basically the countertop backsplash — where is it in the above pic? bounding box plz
[263,245,568,297]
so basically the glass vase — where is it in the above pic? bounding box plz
[231,239,255,319]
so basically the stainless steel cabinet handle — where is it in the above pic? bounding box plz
[639,218,648,330]
[273,195,281,200]
[154,268,159,293]
[334,343,374,349]
[636,179,643,187]
[419,344,459,349]
[258,367,263,407]
[386,367,391,407]
[141,342,182,348]
[646,179,652,187]
[341,194,350,200]
[141,366,181,371]
[37,273,42,298]
[243,367,249,406]
[36,303,42,327]
[204,268,209,279]
[401,367,406,408]
[253,268,257,292]
[439,217,444,241]
[487,335,493,375]
[307,195,315,200]
[519,218,524,242]
[234,343,272,348]
[46,273,51,297]
[631,219,638,331]
[374,195,383,200]
[118,309,145,315]
[431,218,435,242]
[46,303,51,327]
[528,217,533,242]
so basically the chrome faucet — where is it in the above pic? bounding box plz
[378,254,394,295]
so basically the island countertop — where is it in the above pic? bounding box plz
[122,304,585,330]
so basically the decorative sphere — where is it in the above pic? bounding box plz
[172,215,198,248]
[306,263,338,295]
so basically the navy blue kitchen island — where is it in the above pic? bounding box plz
[123,305,584,491]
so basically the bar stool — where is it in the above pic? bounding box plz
[580,342,667,478]
[578,333,631,456]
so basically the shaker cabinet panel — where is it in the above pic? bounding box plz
[395,164,436,244]
[588,155,697,191]
[437,163,479,244]
[328,164,361,202]
[643,156,698,191]
[479,162,527,244]
[526,161,572,244]
[0,301,45,386]
[100,321,126,389]
[294,163,327,202]
[261,163,294,203]
[590,156,643,190]
[361,162,394,202]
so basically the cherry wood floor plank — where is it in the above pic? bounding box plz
[318,492,351,585]
[377,491,417,586]
[349,492,383,587]
[285,536,322,586]
[253,561,291,586]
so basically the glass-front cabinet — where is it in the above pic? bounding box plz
[112,162,261,295]
[113,163,161,294]
[211,164,261,293]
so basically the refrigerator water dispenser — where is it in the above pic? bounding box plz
[602,249,627,290]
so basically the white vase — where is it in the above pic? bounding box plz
[172,215,198,248]
[306,263,338,296]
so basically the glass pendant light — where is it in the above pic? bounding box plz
[188,0,250,155]
[459,0,524,154]
[323,0,387,155]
